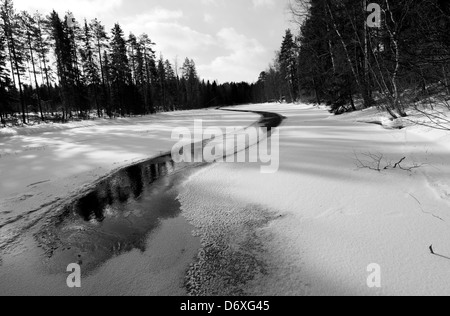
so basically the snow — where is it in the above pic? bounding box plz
[179,103,450,296]
[0,109,258,250]
[0,108,260,296]
[2,103,450,296]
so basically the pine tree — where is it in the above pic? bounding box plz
[1,0,27,123]
[128,33,149,113]
[48,10,77,120]
[20,11,44,120]
[102,49,112,117]
[33,12,53,102]
[139,34,156,113]
[91,18,109,112]
[126,33,137,113]
[0,23,12,123]
[127,33,138,85]
[182,58,200,109]
[65,12,86,116]
[109,23,131,116]
[164,59,177,110]
[157,56,166,111]
[147,56,159,110]
[80,19,101,117]
[279,29,298,102]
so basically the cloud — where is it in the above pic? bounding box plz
[198,28,267,83]
[252,0,276,8]
[121,10,217,59]
[122,11,268,83]
[123,11,268,83]
[144,8,183,21]
[201,0,223,5]
[204,13,214,23]
[14,0,122,19]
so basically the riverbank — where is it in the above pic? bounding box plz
[180,103,450,295]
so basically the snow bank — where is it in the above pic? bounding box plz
[179,103,450,296]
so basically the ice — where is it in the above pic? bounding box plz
[2,103,450,295]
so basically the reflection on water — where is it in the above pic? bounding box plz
[76,158,175,222]
[38,110,284,275]
[42,155,202,274]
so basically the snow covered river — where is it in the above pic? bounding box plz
[0,108,283,295]
[3,103,450,296]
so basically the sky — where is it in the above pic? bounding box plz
[14,0,294,84]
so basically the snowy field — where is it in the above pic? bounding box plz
[0,109,258,242]
[1,103,450,296]
[180,103,450,296]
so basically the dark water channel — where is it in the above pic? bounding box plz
[37,109,284,275]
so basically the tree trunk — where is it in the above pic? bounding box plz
[288,80,294,103]
[363,0,372,108]
[324,5,336,74]
[12,50,26,124]
[6,43,16,87]
[93,84,101,118]
[386,0,407,117]
[443,64,450,96]
[313,78,321,105]
[27,32,44,121]
[349,82,356,111]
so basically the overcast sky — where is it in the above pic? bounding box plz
[14,0,293,83]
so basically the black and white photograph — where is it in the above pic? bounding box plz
[0,0,450,300]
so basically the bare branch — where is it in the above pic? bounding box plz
[354,152,423,173]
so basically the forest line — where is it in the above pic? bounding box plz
[1,0,450,127]
[253,0,450,118]
[0,0,255,125]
